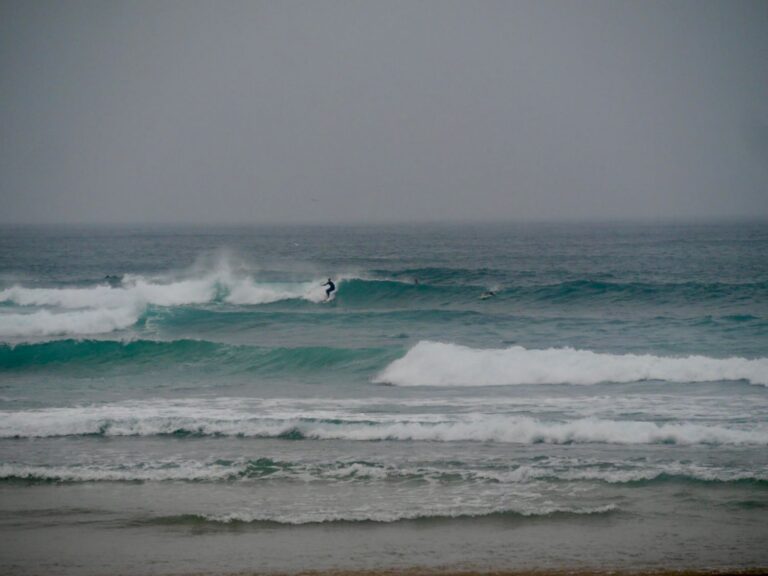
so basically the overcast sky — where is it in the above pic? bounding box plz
[1,0,766,224]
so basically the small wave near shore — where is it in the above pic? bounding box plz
[2,400,766,445]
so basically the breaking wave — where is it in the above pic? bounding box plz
[185,504,620,525]
[2,254,766,342]
[0,257,337,339]
[375,341,768,386]
[2,402,765,445]
[0,273,328,311]
[0,307,141,338]
[2,458,764,486]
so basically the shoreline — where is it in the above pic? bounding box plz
[7,567,768,576]
[218,570,768,576]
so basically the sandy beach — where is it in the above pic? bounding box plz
[216,570,768,576]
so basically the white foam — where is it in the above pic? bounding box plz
[201,503,619,525]
[374,341,768,386]
[0,275,325,310]
[0,462,239,483]
[0,307,141,338]
[225,279,326,304]
[0,257,345,339]
[298,416,767,445]
[1,402,765,445]
[2,458,762,485]
[553,465,768,484]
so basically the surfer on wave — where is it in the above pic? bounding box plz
[322,278,336,299]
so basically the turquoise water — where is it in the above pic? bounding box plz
[0,223,767,574]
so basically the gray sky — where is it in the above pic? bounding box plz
[1,0,767,224]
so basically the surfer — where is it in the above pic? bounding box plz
[480,290,496,300]
[322,278,336,299]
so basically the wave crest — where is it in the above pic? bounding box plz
[0,307,141,339]
[0,258,337,339]
[2,458,763,486]
[191,504,619,525]
[374,341,768,386]
[1,402,765,445]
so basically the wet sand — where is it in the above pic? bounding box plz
[239,570,768,576]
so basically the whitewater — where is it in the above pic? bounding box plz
[1,223,767,574]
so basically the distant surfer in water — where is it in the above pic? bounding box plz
[322,278,336,299]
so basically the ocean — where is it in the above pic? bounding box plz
[0,222,766,575]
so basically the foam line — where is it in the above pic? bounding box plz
[196,504,619,525]
[1,403,765,445]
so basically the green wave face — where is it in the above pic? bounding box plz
[0,338,223,368]
[332,277,768,308]
[0,339,400,377]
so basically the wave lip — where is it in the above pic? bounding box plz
[374,341,768,386]
[0,271,329,312]
[0,276,326,309]
[0,264,333,340]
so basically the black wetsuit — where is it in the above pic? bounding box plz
[324,280,336,298]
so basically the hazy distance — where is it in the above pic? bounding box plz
[1,0,767,225]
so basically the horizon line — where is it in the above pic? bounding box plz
[2,216,768,228]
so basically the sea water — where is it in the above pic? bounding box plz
[0,223,766,574]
